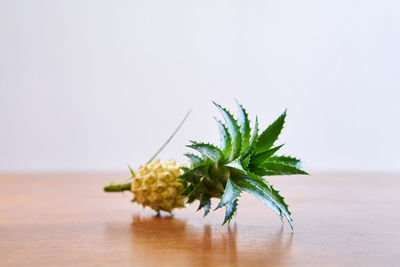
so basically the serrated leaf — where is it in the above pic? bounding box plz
[237,101,251,153]
[232,176,281,219]
[249,167,279,176]
[223,199,238,225]
[214,118,232,161]
[250,144,284,167]
[184,153,204,167]
[226,158,246,173]
[213,102,242,160]
[255,110,286,154]
[186,164,210,175]
[188,142,223,163]
[241,116,259,161]
[179,172,200,184]
[241,155,251,169]
[187,179,208,203]
[232,174,293,229]
[269,156,301,167]
[197,194,211,216]
[182,184,194,196]
[180,166,190,172]
[216,178,242,209]
[260,161,308,175]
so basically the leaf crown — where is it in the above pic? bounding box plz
[181,101,308,228]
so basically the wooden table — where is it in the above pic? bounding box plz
[1,172,399,266]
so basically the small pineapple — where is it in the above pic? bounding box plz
[103,110,191,214]
[132,159,186,213]
[180,102,308,228]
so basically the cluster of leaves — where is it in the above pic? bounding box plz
[180,102,307,228]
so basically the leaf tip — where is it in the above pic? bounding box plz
[212,100,220,108]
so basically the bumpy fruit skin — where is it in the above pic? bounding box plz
[132,159,186,213]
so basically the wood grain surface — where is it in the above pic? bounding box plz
[0,172,399,266]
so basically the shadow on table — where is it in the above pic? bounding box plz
[122,214,293,266]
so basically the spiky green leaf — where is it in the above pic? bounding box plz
[260,161,308,175]
[233,176,283,221]
[218,178,241,225]
[241,156,251,169]
[179,171,200,184]
[184,153,204,167]
[250,144,284,167]
[226,158,246,173]
[216,178,242,209]
[255,110,286,154]
[185,164,210,177]
[213,102,242,160]
[233,174,293,228]
[223,199,238,225]
[269,156,301,167]
[241,117,259,161]
[180,166,190,172]
[187,179,208,203]
[182,184,195,196]
[188,142,223,163]
[214,118,232,161]
[237,102,251,153]
[198,194,211,216]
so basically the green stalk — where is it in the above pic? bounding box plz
[103,182,132,192]
[146,109,191,164]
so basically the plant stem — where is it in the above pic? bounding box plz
[146,109,192,164]
[103,182,132,192]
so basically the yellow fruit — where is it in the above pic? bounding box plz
[131,159,186,213]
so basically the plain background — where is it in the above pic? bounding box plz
[0,0,399,172]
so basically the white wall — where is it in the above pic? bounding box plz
[1,0,399,172]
